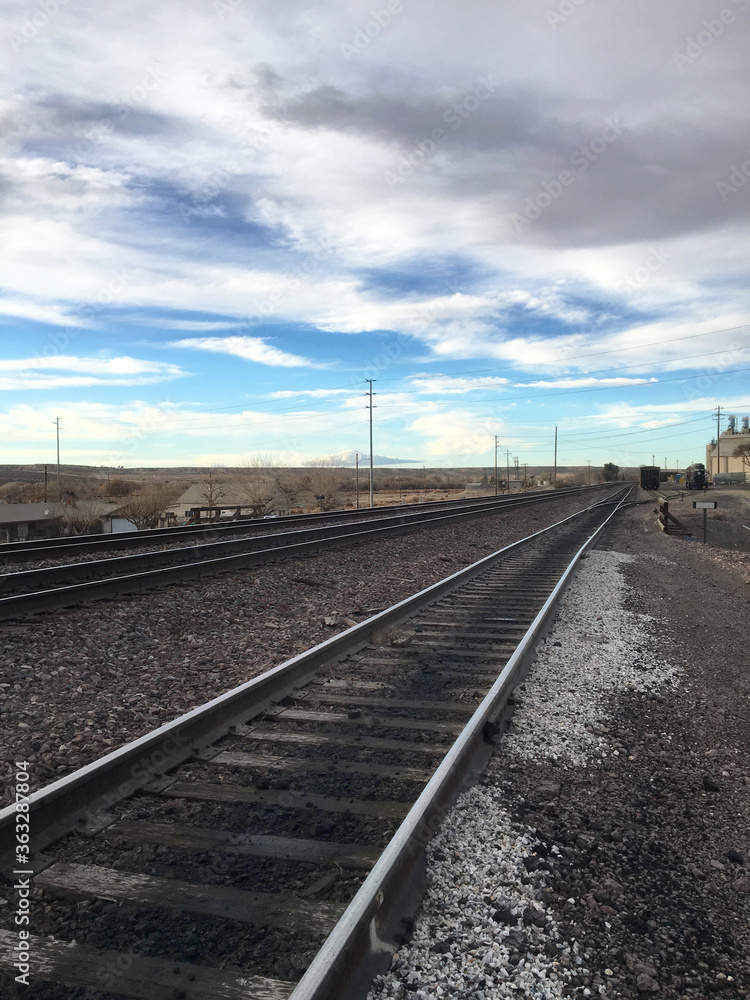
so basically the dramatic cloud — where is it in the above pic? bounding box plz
[2,0,749,465]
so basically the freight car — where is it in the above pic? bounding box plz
[685,463,707,490]
[639,465,661,489]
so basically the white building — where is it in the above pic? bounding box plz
[705,415,750,482]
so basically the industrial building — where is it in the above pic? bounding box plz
[705,415,750,483]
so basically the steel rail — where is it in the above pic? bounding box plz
[0,488,599,593]
[0,484,617,563]
[0,485,625,620]
[0,493,500,561]
[288,484,634,1000]
[0,487,630,870]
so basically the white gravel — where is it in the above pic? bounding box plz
[372,791,582,1000]
[367,549,681,1000]
[502,551,682,767]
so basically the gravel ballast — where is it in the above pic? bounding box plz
[367,494,750,1000]
[0,490,606,805]
[3,487,748,999]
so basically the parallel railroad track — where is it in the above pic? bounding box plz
[0,485,621,621]
[0,489,587,565]
[0,486,632,999]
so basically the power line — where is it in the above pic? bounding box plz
[104,322,749,428]
[370,322,750,386]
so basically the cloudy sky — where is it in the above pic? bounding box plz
[1,0,749,471]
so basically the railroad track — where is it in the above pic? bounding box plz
[0,485,621,621]
[0,486,632,999]
[0,490,571,565]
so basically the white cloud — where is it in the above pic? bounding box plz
[0,355,187,390]
[0,298,79,326]
[409,374,511,394]
[594,395,750,429]
[514,377,658,390]
[409,407,509,457]
[267,387,354,398]
[170,335,322,368]
[128,319,238,332]
[0,356,182,375]
[1,0,749,469]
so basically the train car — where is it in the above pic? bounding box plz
[639,466,661,490]
[685,463,707,490]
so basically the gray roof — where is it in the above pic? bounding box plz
[0,502,61,523]
[0,500,120,524]
[166,482,289,515]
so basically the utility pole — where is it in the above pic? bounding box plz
[506,449,510,493]
[355,452,360,509]
[553,426,557,488]
[716,405,721,480]
[494,435,499,495]
[365,379,376,508]
[54,417,62,500]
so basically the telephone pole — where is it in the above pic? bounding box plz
[553,426,557,488]
[506,449,510,493]
[494,435,499,495]
[715,405,721,479]
[355,452,360,509]
[365,380,376,507]
[54,417,62,500]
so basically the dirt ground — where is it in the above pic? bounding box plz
[494,487,750,998]
[653,484,750,552]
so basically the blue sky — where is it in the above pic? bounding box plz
[1,0,749,470]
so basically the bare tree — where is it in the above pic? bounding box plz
[98,478,138,498]
[298,458,351,511]
[60,499,113,535]
[198,465,227,507]
[732,442,750,473]
[236,456,292,515]
[118,484,180,529]
[5,482,46,503]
